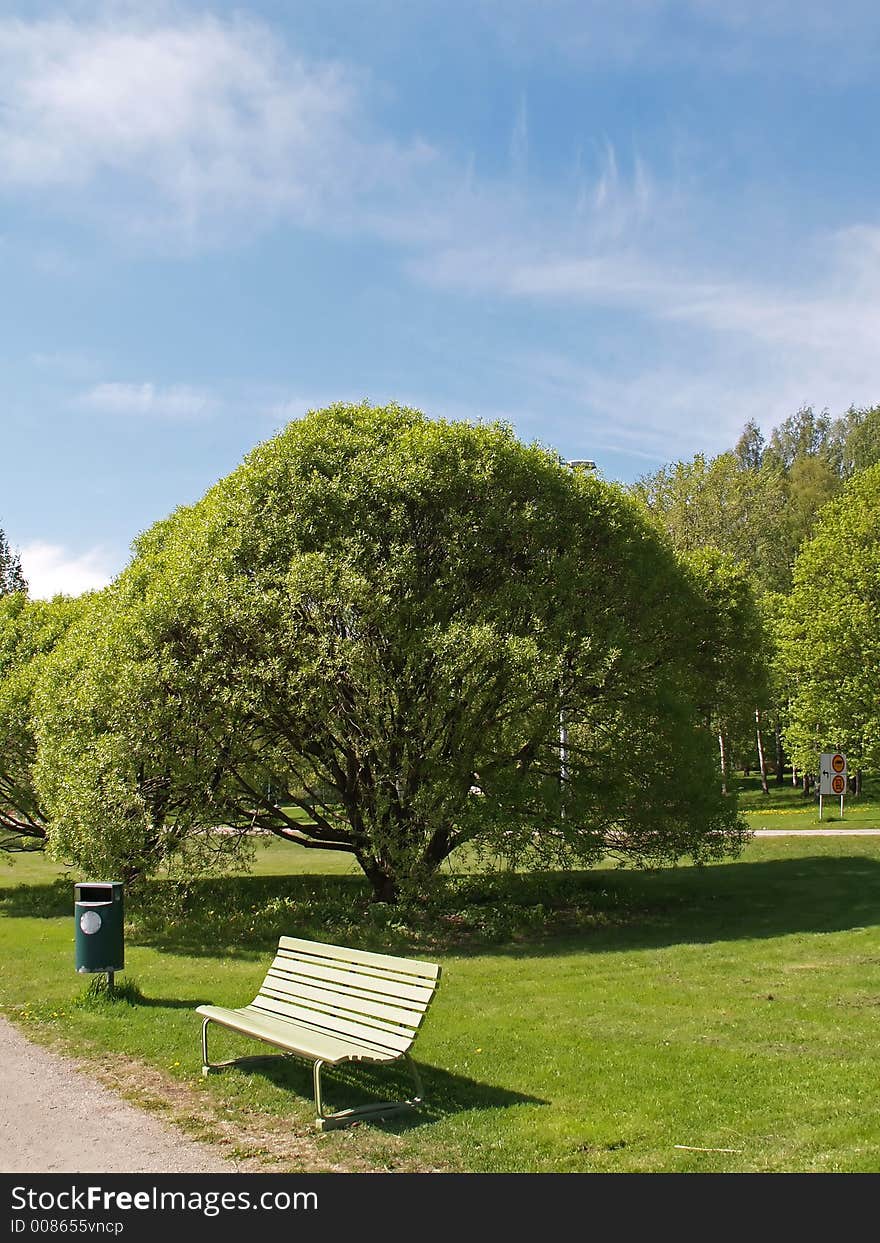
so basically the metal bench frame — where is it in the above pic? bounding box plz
[197,935,441,1131]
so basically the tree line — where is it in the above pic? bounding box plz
[628,403,880,795]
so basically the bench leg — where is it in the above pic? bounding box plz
[313,1054,426,1132]
[201,1018,214,1076]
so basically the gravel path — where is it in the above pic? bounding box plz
[0,1016,242,1174]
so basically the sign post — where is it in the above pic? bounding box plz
[819,752,847,820]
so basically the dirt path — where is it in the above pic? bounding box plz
[0,1016,243,1174]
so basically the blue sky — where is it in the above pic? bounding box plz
[4,1,880,595]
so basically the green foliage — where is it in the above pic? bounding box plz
[0,594,82,852]
[36,403,745,898]
[630,451,793,594]
[777,463,880,773]
[0,527,27,597]
[35,584,255,882]
[838,405,880,476]
[766,405,835,471]
[681,548,769,734]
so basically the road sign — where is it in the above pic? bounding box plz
[819,752,847,797]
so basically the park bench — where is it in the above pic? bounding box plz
[196,935,441,1130]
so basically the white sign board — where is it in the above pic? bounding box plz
[819,752,847,797]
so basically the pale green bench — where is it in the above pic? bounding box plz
[197,935,441,1130]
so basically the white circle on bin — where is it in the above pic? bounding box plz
[79,910,102,935]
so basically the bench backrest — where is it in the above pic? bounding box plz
[251,936,441,1058]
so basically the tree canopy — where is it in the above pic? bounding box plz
[777,463,880,775]
[37,403,748,897]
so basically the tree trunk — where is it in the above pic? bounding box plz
[856,769,863,796]
[755,708,770,794]
[357,855,401,904]
[774,722,785,785]
[372,874,399,903]
[718,732,729,796]
[802,772,811,798]
[792,765,798,786]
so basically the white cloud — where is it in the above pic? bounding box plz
[78,382,214,418]
[20,542,115,599]
[0,13,435,243]
[416,203,880,455]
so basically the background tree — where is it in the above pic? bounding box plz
[37,403,748,899]
[734,420,765,471]
[677,549,769,794]
[0,527,27,596]
[629,450,791,595]
[765,405,834,471]
[837,405,880,477]
[777,463,880,779]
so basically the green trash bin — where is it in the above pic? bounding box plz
[74,882,124,984]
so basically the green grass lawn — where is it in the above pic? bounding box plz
[3,836,880,1172]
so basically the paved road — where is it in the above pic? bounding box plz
[0,1016,242,1174]
[751,828,880,836]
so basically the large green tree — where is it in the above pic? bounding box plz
[777,463,880,777]
[38,404,747,899]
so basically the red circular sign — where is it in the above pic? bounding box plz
[832,754,846,773]
[832,774,846,794]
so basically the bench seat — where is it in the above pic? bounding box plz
[196,935,441,1129]
[195,1004,403,1065]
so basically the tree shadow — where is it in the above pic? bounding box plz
[0,877,73,920]
[535,853,880,958]
[4,854,880,960]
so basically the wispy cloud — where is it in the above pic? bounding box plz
[20,541,114,599]
[0,13,435,244]
[77,382,215,418]
[414,187,880,454]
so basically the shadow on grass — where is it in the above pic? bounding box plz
[138,996,212,1009]
[72,976,211,1011]
[4,854,880,961]
[205,1050,546,1129]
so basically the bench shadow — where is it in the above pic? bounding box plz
[207,1051,547,1130]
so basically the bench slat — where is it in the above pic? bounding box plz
[262,970,426,1028]
[272,952,437,1005]
[247,996,413,1055]
[257,986,415,1041]
[278,936,440,981]
[196,1004,395,1064]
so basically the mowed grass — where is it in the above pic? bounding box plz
[740,773,880,829]
[2,837,880,1172]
